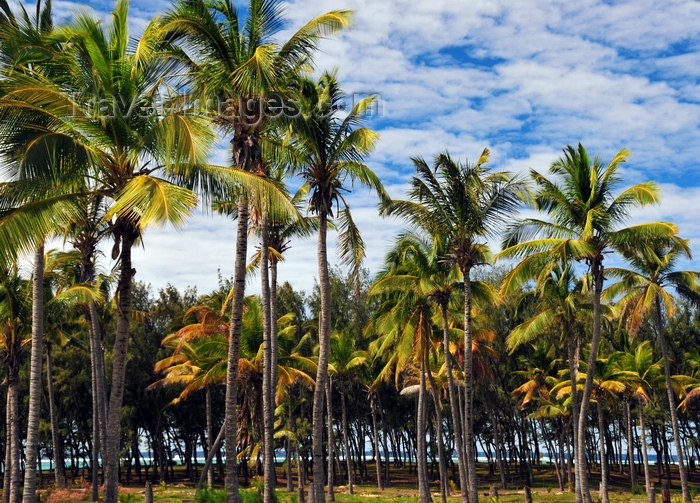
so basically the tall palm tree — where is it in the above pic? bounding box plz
[604,237,700,502]
[502,264,587,495]
[498,143,676,503]
[385,149,526,503]
[289,71,385,503]
[161,4,351,501]
[0,267,30,503]
[0,2,225,499]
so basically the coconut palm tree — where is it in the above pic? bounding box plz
[0,2,226,499]
[385,149,526,503]
[287,70,385,503]
[161,3,351,500]
[604,237,700,502]
[0,267,31,503]
[616,340,664,503]
[498,143,676,503]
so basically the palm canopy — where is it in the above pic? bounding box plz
[386,149,526,272]
[498,143,675,268]
[604,237,700,336]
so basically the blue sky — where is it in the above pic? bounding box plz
[47,0,700,296]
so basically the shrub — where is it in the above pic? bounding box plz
[195,488,227,503]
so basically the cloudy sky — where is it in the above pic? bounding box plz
[49,0,700,297]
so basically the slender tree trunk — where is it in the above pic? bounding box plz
[340,382,354,494]
[426,357,448,503]
[577,257,604,503]
[4,389,12,503]
[655,297,691,502]
[9,369,21,503]
[261,216,276,503]
[486,391,506,490]
[441,304,469,501]
[640,406,654,503]
[206,388,214,489]
[461,266,478,503]
[23,245,45,503]
[417,354,432,503]
[46,343,66,489]
[104,229,137,503]
[597,396,609,503]
[312,214,331,503]
[568,333,582,502]
[199,421,226,491]
[626,399,637,488]
[325,379,335,502]
[370,393,384,491]
[225,198,250,503]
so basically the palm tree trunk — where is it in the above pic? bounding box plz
[104,228,137,503]
[261,216,276,503]
[8,367,21,503]
[597,396,609,503]
[340,382,354,494]
[440,304,469,501]
[312,214,331,503]
[226,197,249,503]
[654,297,691,502]
[577,258,604,503]
[4,386,12,503]
[198,421,226,491]
[325,379,335,502]
[639,405,653,503]
[426,358,449,503]
[370,393,384,491]
[206,388,214,488]
[567,332,582,502]
[23,245,45,503]
[417,353,432,503]
[88,299,107,495]
[46,343,66,489]
[626,399,637,488]
[461,266,478,503]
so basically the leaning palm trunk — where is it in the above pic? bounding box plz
[440,304,469,501]
[654,298,691,502]
[261,216,276,503]
[597,396,609,503]
[46,343,66,489]
[576,259,604,503]
[104,229,137,503]
[461,267,478,503]
[23,246,45,503]
[312,215,332,503]
[226,197,250,503]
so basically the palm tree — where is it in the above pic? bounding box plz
[0,267,31,503]
[161,4,351,500]
[502,264,587,494]
[0,2,225,499]
[385,149,526,503]
[329,330,367,495]
[498,143,676,503]
[288,71,385,503]
[604,237,700,502]
[616,340,664,503]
